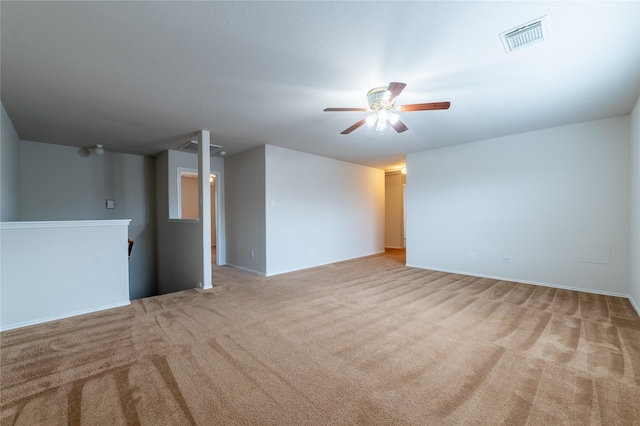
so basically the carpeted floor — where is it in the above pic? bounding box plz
[2,249,640,425]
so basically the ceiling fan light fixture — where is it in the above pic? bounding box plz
[375,118,387,133]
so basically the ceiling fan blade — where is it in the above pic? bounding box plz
[324,108,368,112]
[385,82,407,104]
[399,102,451,112]
[390,119,409,133]
[341,118,367,134]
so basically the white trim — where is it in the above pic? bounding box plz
[629,296,640,317]
[0,301,130,332]
[1,220,131,230]
[226,263,266,277]
[197,131,212,290]
[266,250,387,277]
[405,264,632,299]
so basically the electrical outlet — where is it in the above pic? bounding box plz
[469,251,476,260]
[250,250,255,258]
[503,255,510,263]
[310,247,315,254]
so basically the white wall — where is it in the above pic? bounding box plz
[630,97,640,313]
[0,220,131,331]
[265,145,385,276]
[19,140,157,299]
[225,146,266,274]
[385,172,405,248]
[1,103,21,221]
[407,116,631,296]
[156,149,224,294]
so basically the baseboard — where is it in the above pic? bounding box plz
[226,263,266,277]
[629,295,640,317]
[0,300,131,332]
[265,250,387,277]
[385,246,405,249]
[405,263,632,299]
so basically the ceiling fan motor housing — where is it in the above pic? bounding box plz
[367,87,394,111]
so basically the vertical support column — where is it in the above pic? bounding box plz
[198,130,212,289]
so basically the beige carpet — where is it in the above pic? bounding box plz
[2,249,640,425]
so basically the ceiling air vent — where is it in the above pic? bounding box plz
[499,15,550,53]
[178,140,224,155]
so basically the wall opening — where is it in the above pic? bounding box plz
[177,168,220,264]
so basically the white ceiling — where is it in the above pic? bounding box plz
[2,1,638,170]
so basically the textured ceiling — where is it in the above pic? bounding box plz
[1,1,639,170]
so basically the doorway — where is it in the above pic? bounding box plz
[177,169,220,265]
[384,170,406,249]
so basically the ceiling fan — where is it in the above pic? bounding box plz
[324,82,450,135]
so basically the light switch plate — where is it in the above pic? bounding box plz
[106,199,115,209]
